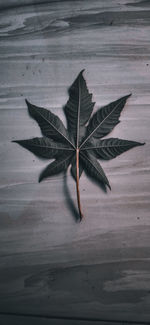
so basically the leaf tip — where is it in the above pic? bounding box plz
[11,140,19,144]
[79,69,85,77]
[39,170,47,183]
[39,175,43,183]
[108,183,111,191]
[139,141,145,146]
[133,140,145,147]
[122,93,132,102]
[25,98,30,106]
[126,93,132,100]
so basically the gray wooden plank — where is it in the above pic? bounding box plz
[0,314,148,325]
[0,0,150,324]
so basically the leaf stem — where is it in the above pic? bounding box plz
[76,148,84,221]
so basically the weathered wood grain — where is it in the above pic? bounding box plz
[0,315,149,325]
[0,0,150,324]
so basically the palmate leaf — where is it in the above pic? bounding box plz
[80,94,131,148]
[26,100,74,148]
[13,137,73,159]
[13,70,145,221]
[81,138,144,160]
[39,153,73,182]
[80,151,111,190]
[64,70,95,147]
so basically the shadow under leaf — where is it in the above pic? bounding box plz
[63,172,80,222]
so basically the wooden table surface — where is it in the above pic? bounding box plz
[0,0,150,324]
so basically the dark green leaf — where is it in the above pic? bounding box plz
[13,71,144,220]
[80,151,111,189]
[13,137,74,159]
[64,70,95,147]
[80,94,131,148]
[39,153,73,182]
[26,100,74,147]
[81,138,145,160]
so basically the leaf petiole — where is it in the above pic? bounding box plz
[76,148,84,221]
